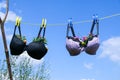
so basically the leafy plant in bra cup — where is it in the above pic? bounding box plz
[16,34,27,43]
[33,37,47,44]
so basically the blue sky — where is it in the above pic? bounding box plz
[0,0,120,80]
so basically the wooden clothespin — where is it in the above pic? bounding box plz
[41,18,47,28]
[15,17,22,27]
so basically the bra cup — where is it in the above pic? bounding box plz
[66,37,81,56]
[85,37,100,55]
[10,35,26,55]
[25,41,47,60]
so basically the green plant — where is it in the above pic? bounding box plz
[0,55,50,80]
[16,34,26,41]
[33,37,47,44]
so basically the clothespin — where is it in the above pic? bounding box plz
[68,18,73,27]
[15,17,22,27]
[44,19,47,28]
[41,18,47,28]
[93,14,98,20]
[15,17,19,26]
[93,14,99,23]
[18,18,21,27]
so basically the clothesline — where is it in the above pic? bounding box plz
[22,13,120,27]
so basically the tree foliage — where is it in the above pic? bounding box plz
[0,55,50,80]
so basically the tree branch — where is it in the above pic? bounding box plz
[2,0,9,23]
[0,18,2,24]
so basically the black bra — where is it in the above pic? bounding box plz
[10,19,48,60]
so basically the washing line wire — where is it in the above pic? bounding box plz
[99,13,120,20]
[21,13,120,27]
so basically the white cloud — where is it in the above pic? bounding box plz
[84,62,93,69]
[0,11,5,19]
[0,11,18,22]
[0,1,6,20]
[100,37,120,63]
[7,11,17,22]
[0,1,6,10]
[0,1,18,22]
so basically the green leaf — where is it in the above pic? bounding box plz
[33,37,47,44]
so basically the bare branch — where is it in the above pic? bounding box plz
[0,18,2,24]
[2,0,9,23]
